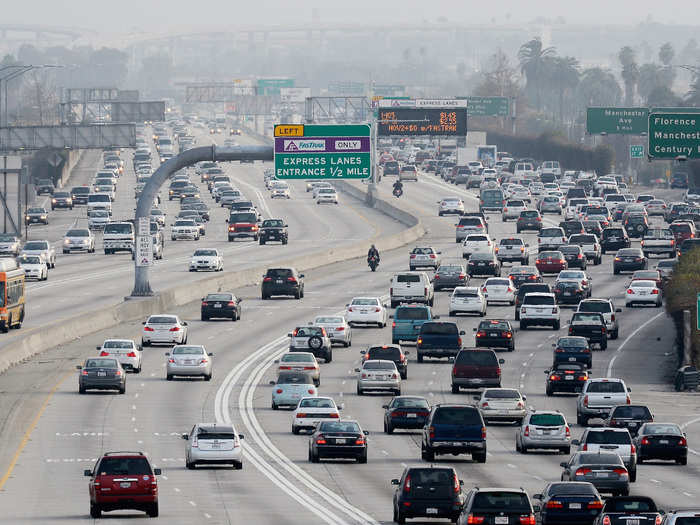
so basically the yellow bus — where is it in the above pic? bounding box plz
[0,258,25,332]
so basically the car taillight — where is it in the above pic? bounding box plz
[403,474,411,493]
[355,438,365,445]
[81,370,88,375]
[630,444,636,454]
[481,401,489,408]
[627,289,634,294]
[100,351,109,356]
[603,516,612,525]
[519,515,536,525]
[459,273,466,279]
[641,437,650,445]
[144,326,154,332]
[287,277,297,283]
[168,358,175,363]
[417,337,422,345]
[170,326,180,331]
[545,500,563,509]
[651,289,659,294]
[549,374,559,381]
[523,425,530,437]
[582,443,588,451]
[583,395,589,407]
[476,331,486,338]
[626,395,631,404]
[279,366,291,370]
[392,321,396,328]
[316,435,326,445]
[127,352,136,358]
[329,413,340,418]
[227,301,235,306]
[201,301,208,306]
[575,467,591,475]
[410,254,416,259]
[613,467,628,477]
[276,389,283,394]
[551,308,557,314]
[308,389,315,394]
[429,254,436,259]
[263,277,272,282]
[481,426,487,439]
[115,370,122,376]
[453,473,460,494]
[587,500,603,510]
[467,514,485,524]
[361,373,367,378]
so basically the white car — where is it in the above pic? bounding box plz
[509,185,531,202]
[356,359,401,395]
[316,188,339,204]
[276,352,320,386]
[97,339,142,373]
[18,254,48,281]
[142,314,188,346]
[313,315,352,347]
[184,422,243,470]
[519,292,561,330]
[462,234,495,259]
[270,182,291,199]
[88,209,111,230]
[502,200,528,221]
[625,280,662,307]
[312,183,333,198]
[481,277,515,305]
[292,396,341,434]
[555,269,593,296]
[477,388,527,424]
[449,286,487,317]
[20,239,56,268]
[189,248,223,272]
[543,183,560,192]
[644,199,667,216]
[346,297,388,327]
[63,228,96,253]
[171,219,200,241]
[438,197,465,216]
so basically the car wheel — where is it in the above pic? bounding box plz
[678,456,688,465]
[357,453,367,464]
[451,384,459,394]
[560,447,570,455]
[553,321,560,330]
[186,460,195,470]
[614,268,620,275]
[400,371,407,380]
[611,329,619,340]
[515,310,520,321]
[576,413,587,426]
[90,504,101,519]
[119,384,126,394]
[417,354,423,363]
[310,449,319,463]
[79,386,86,394]
[356,385,363,396]
[147,503,159,518]
[201,315,208,321]
[629,469,637,483]
[271,401,279,410]
[204,374,212,381]
[474,451,487,463]
[166,374,173,381]
[546,386,553,396]
[520,321,528,330]
[421,445,435,462]
[292,426,300,435]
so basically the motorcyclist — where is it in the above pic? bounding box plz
[367,244,380,264]
[392,180,403,194]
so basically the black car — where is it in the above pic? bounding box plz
[553,336,592,369]
[560,245,588,269]
[560,220,585,237]
[417,322,464,362]
[383,396,430,433]
[605,405,653,437]
[308,420,368,463]
[383,161,399,176]
[35,178,55,195]
[533,482,604,525]
[568,312,607,350]
[593,496,662,525]
[601,227,631,254]
[517,210,543,232]
[168,180,189,200]
[201,292,242,321]
[467,252,501,276]
[77,358,126,394]
[613,248,647,274]
[51,191,73,210]
[623,215,649,238]
[514,283,551,320]
[474,319,514,351]
[433,264,468,290]
[259,218,288,245]
[634,422,688,464]
[459,488,535,525]
[392,466,464,524]
[261,267,304,299]
[362,344,408,379]
[508,266,542,288]
[25,207,49,225]
[545,362,589,395]
[554,280,587,305]
[71,186,91,204]
[560,453,630,497]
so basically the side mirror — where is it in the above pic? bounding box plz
[84,469,93,477]
[571,439,580,446]
[345,304,349,307]
[404,351,410,355]
[76,365,82,370]
[544,370,550,374]
[391,479,400,485]
[498,358,505,364]
[273,359,280,364]
[182,433,189,440]
[164,352,170,356]
[560,462,568,468]
[459,330,465,335]
[354,368,360,373]
[627,387,631,392]
[182,321,188,326]
[363,430,369,435]
[269,380,276,385]
[142,321,146,325]
[473,395,480,401]
[437,251,442,254]
[616,308,622,313]
[208,353,214,356]
[287,333,292,337]
[382,404,388,409]
[533,504,541,513]
[434,315,440,319]
[522,395,527,400]
[299,274,305,278]
[473,328,477,332]
[238,434,245,440]
[137,345,142,351]
[225,219,228,223]
[533,493,543,500]
[388,315,393,319]
[153,468,162,476]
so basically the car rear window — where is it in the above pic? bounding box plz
[408,468,453,486]
[586,381,625,393]
[572,313,604,323]
[266,268,293,278]
[522,295,554,305]
[432,407,481,425]
[299,398,334,408]
[529,413,565,426]
[604,500,655,512]
[98,457,151,475]
[455,350,497,366]
[148,316,177,324]
[579,453,622,465]
[420,323,458,335]
[396,274,421,283]
[611,406,651,419]
[484,389,519,399]
[520,211,539,217]
[541,228,564,237]
[367,347,400,359]
[197,428,236,440]
[500,238,523,246]
[479,320,509,330]
[85,358,118,368]
[277,373,313,384]
[472,492,531,511]
[395,308,429,320]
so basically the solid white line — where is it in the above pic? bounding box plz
[606,311,665,376]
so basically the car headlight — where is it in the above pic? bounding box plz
[64,239,70,244]
[52,199,57,203]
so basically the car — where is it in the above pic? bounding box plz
[539,195,563,214]
[519,293,560,330]
[316,187,339,204]
[554,280,587,305]
[568,233,602,264]
[516,410,571,454]
[51,191,73,210]
[391,303,434,343]
[171,219,200,241]
[409,246,441,270]
[433,264,468,290]
[568,312,608,350]
[84,451,161,518]
[313,315,352,347]
[308,419,368,463]
[165,345,213,380]
[270,184,291,199]
[25,207,49,225]
[390,271,435,307]
[514,282,551,320]
[421,403,487,462]
[476,388,526,424]
[600,227,631,254]
[391,466,464,524]
[582,220,604,237]
[644,199,667,216]
[63,228,95,253]
[495,237,529,265]
[183,422,243,469]
[458,487,536,525]
[451,348,504,391]
[189,248,223,272]
[560,219,586,237]
[625,280,662,307]
[553,336,592,369]
[87,209,110,230]
[261,267,305,299]
[577,377,631,426]
[604,405,653,437]
[97,339,142,373]
[345,296,388,327]
[678,237,700,257]
[573,427,638,482]
[593,496,664,525]
[399,165,418,182]
[669,220,697,244]
[634,422,688,464]
[624,214,649,238]
[416,321,464,362]
[577,298,621,339]
[271,371,317,409]
[502,199,528,221]
[259,218,288,245]
[545,362,589,395]
[560,452,630,497]
[641,227,676,258]
[507,266,542,287]
[532,482,603,524]
[462,234,495,259]
[555,269,593,297]
[481,277,515,305]
[141,314,188,346]
[539,227,568,251]
[473,319,515,351]
[656,259,676,282]
[467,252,501,276]
[383,395,430,434]
[536,250,568,274]
[292,396,341,434]
[276,351,321,385]
[438,197,465,215]
[517,210,543,232]
[201,292,242,321]
[288,325,332,362]
[362,344,408,379]
[661,509,700,524]
[17,253,48,281]
[77,357,126,394]
[455,215,488,242]
[35,178,55,195]
[356,359,401,395]
[449,286,487,317]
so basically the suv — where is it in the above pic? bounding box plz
[362,344,408,379]
[495,237,529,264]
[288,325,332,362]
[519,293,560,330]
[569,233,602,264]
[451,348,504,391]
[35,178,55,195]
[84,451,161,518]
[573,427,637,482]
[605,405,654,437]
[459,488,535,525]
[455,216,488,242]
[391,304,434,344]
[516,410,571,454]
[409,246,441,270]
[601,227,631,254]
[421,404,487,462]
[261,268,305,300]
[416,321,464,362]
[577,298,621,339]
[259,218,288,245]
[538,227,568,251]
[514,283,551,320]
[390,272,434,308]
[391,466,464,524]
[517,210,543,232]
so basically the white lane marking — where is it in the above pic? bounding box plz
[189,501,197,507]
[204,513,212,519]
[650,478,660,483]
[381,450,389,456]
[174,487,180,493]
[681,416,700,429]
[684,492,694,498]
[607,311,665,376]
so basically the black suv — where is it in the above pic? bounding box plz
[624,215,649,238]
[601,227,631,253]
[514,283,551,320]
[391,466,464,524]
[51,191,73,210]
[459,488,535,525]
[261,267,305,299]
[71,185,91,204]
[35,178,55,195]
[362,344,408,379]
[421,404,487,462]
[259,218,288,245]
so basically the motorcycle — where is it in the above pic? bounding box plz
[392,186,403,198]
[368,255,379,272]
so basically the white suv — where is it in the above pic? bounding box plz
[462,234,494,259]
[519,292,560,330]
[576,298,621,339]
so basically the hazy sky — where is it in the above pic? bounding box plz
[4,0,700,34]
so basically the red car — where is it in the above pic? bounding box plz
[535,251,568,274]
[629,269,662,288]
[85,451,161,518]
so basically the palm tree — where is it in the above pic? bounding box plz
[618,46,639,105]
[638,63,663,101]
[685,73,700,106]
[549,56,580,123]
[577,67,622,109]
[659,42,676,87]
[518,37,556,110]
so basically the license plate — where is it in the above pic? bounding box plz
[211,443,220,449]
[627,520,640,525]
[214,304,222,308]
[97,371,106,377]
[563,292,571,296]
[569,503,581,509]
[335,439,346,444]
[407,413,417,418]
[630,422,638,427]
[495,518,509,525]
[119,482,131,488]
[360,310,368,314]
[478,262,485,266]
[490,333,498,337]
[565,375,574,380]
[595,472,609,478]
[276,279,283,284]
[568,357,577,362]
[659,439,669,444]
[426,508,438,515]
[185,360,194,365]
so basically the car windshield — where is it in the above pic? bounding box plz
[299,398,334,408]
[172,346,204,355]
[318,421,360,433]
[530,413,566,426]
[392,397,429,409]
[484,389,520,399]
[148,316,177,324]
[472,492,531,511]
[23,241,47,250]
[644,424,681,435]
[27,208,45,214]
[20,256,41,264]
[194,250,217,256]
[421,323,457,335]
[351,298,379,306]
[97,457,151,476]
[277,373,313,384]
[263,220,284,227]
[85,359,117,368]
[587,381,625,393]
[66,230,89,237]
[230,213,257,223]
[174,220,195,227]
[103,341,133,349]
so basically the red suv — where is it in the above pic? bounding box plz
[85,451,161,518]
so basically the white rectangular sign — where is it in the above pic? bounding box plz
[280,87,311,103]
[135,235,152,267]
[138,217,150,236]
[415,99,468,108]
[1,156,21,171]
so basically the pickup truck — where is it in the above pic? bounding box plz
[421,404,487,463]
[495,237,529,264]
[416,321,464,362]
[568,312,608,350]
[641,228,676,258]
[577,378,631,426]
[593,496,662,525]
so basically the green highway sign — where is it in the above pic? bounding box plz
[328,81,365,95]
[274,124,371,180]
[648,112,700,159]
[257,78,294,96]
[586,107,649,134]
[697,293,700,331]
[465,96,509,117]
[373,84,406,96]
[630,144,644,158]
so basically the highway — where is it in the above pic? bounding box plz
[0,142,695,524]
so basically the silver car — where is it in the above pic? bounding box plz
[516,410,571,454]
[63,228,95,253]
[312,315,352,347]
[183,422,243,470]
[355,359,401,396]
[166,345,213,380]
[97,339,142,373]
[476,388,527,424]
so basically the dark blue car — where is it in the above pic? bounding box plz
[533,481,603,524]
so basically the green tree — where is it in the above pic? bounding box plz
[577,67,622,108]
[618,46,639,105]
[685,74,700,106]
[659,42,676,87]
[647,85,682,108]
[549,56,579,123]
[638,63,663,101]
[518,37,556,110]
